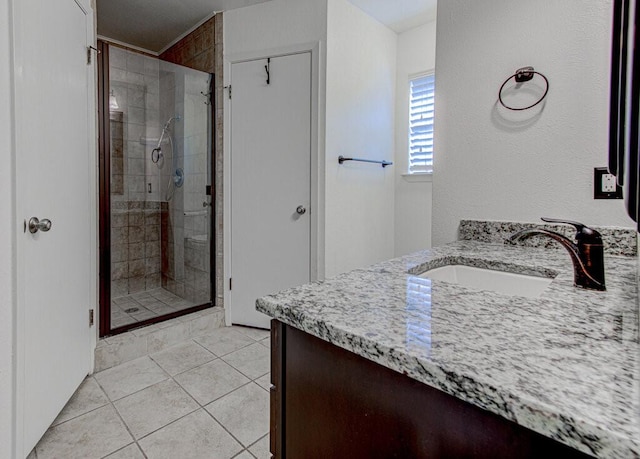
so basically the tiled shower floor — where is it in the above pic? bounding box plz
[30,325,271,459]
[111,288,198,328]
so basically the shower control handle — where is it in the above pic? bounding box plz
[28,217,52,234]
[296,206,306,215]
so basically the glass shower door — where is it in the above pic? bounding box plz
[104,44,214,333]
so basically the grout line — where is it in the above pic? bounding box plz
[231,449,255,459]
[99,441,136,459]
[95,358,171,403]
[201,401,251,451]
[246,432,269,451]
[132,403,201,444]
[172,367,254,407]
[49,327,269,457]
[148,342,218,377]
[136,442,149,459]
[104,403,136,456]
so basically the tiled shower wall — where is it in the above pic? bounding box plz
[161,13,224,308]
[111,201,161,297]
[109,47,161,202]
[110,47,163,297]
[108,38,215,305]
[158,64,211,304]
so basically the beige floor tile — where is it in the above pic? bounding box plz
[233,451,254,459]
[95,356,168,401]
[194,327,255,356]
[254,374,271,392]
[138,409,242,459]
[36,405,132,459]
[232,326,270,341]
[205,383,269,447]
[52,377,109,426]
[104,443,145,459]
[248,434,270,459]
[150,341,216,376]
[222,343,270,380]
[114,379,199,439]
[174,359,250,405]
[146,322,191,353]
[259,337,270,349]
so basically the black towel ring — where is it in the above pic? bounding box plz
[498,66,549,111]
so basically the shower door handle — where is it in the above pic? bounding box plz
[28,217,52,234]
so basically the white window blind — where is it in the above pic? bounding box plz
[408,73,435,174]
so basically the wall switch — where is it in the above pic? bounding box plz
[594,167,623,199]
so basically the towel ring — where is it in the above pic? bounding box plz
[498,66,549,111]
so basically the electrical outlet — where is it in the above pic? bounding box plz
[602,173,617,192]
[594,167,623,199]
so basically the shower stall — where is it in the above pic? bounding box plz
[98,42,215,335]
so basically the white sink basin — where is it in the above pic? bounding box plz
[418,265,554,298]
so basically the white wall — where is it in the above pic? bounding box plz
[432,0,634,246]
[224,0,327,56]
[324,0,397,277]
[0,0,14,455]
[223,0,327,319]
[225,0,397,279]
[394,21,436,256]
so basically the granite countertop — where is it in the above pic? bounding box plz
[256,239,640,458]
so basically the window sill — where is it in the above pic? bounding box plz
[401,173,432,183]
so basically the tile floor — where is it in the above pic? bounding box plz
[30,326,272,459]
[111,288,197,328]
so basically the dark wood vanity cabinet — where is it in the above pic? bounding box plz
[269,320,593,459]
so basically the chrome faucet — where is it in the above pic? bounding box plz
[507,218,606,291]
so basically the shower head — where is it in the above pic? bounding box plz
[155,115,182,150]
[163,115,182,130]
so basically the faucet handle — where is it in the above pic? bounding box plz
[540,217,602,243]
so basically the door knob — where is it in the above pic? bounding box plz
[296,206,307,215]
[28,217,52,234]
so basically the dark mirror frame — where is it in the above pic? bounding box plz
[609,0,639,227]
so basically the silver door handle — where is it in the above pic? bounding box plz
[28,217,52,234]
[296,206,306,215]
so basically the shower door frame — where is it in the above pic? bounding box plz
[97,40,217,337]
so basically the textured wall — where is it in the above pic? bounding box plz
[394,20,437,256]
[432,0,634,246]
[324,0,397,277]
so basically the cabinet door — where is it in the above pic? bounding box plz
[273,322,592,459]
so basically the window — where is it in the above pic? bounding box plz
[408,73,435,174]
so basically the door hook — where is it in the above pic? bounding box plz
[200,91,212,105]
[265,58,271,85]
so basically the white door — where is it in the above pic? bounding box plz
[13,0,95,455]
[230,52,312,328]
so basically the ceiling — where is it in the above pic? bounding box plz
[349,0,437,33]
[97,0,437,54]
[96,0,271,53]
